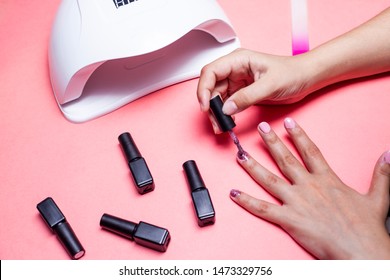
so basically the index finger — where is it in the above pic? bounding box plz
[197,60,232,112]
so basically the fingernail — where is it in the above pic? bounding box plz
[199,90,210,112]
[237,151,249,162]
[230,189,241,198]
[222,100,238,115]
[200,102,207,112]
[382,151,390,164]
[210,118,221,134]
[258,122,271,134]
[284,117,296,129]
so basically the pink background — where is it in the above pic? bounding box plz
[1,0,389,260]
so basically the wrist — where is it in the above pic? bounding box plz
[329,228,390,260]
[295,49,342,97]
[284,52,331,100]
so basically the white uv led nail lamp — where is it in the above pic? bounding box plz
[48,0,240,122]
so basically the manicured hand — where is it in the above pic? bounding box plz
[230,118,390,259]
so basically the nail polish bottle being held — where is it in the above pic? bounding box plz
[209,95,246,158]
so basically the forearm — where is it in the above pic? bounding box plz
[302,7,390,93]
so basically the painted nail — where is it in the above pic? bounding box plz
[284,117,296,129]
[237,151,249,162]
[199,90,210,112]
[210,118,220,134]
[200,102,206,112]
[230,189,241,198]
[382,151,390,164]
[258,122,271,134]
[222,100,238,115]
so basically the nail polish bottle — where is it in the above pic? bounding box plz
[209,95,236,132]
[209,95,246,157]
[100,213,171,252]
[37,197,85,260]
[118,132,154,194]
[183,160,215,227]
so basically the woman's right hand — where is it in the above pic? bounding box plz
[197,49,314,132]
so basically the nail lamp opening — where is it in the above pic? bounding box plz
[49,0,240,123]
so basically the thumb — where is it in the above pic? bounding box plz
[367,151,390,214]
[222,82,270,115]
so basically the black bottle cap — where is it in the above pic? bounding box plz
[100,213,137,240]
[183,160,205,192]
[191,189,216,227]
[37,197,66,230]
[118,132,141,162]
[134,222,171,252]
[209,95,236,132]
[129,158,155,194]
[37,197,85,260]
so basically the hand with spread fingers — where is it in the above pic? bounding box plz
[230,118,390,260]
[197,7,390,259]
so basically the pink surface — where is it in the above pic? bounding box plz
[1,0,390,260]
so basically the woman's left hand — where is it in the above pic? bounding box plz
[230,118,390,259]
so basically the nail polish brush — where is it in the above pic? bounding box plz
[209,95,246,157]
